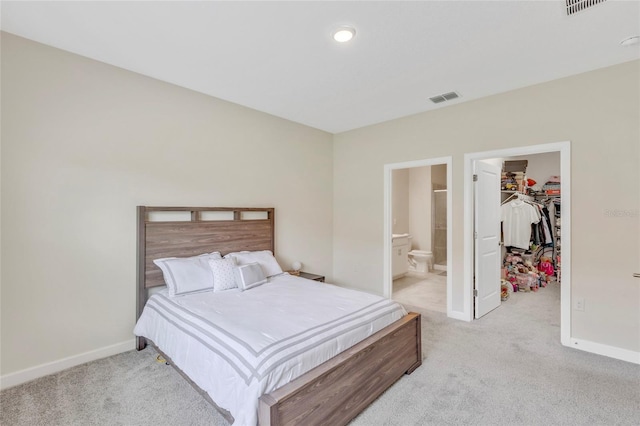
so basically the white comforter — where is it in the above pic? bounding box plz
[134,273,406,425]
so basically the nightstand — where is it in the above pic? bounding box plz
[298,272,325,282]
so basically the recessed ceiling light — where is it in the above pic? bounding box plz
[333,26,356,43]
[620,36,639,47]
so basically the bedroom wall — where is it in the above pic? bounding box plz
[333,60,640,355]
[0,33,334,378]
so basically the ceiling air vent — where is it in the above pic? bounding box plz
[566,0,607,16]
[429,91,460,104]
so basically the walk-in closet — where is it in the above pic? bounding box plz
[498,152,562,302]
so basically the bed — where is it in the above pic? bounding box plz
[135,206,422,425]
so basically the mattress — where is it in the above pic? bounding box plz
[134,273,407,425]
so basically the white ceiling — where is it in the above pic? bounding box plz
[2,1,639,133]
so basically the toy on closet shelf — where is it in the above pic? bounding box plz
[501,172,519,190]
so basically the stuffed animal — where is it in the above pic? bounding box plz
[538,257,554,276]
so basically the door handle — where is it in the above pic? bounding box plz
[634,273,640,278]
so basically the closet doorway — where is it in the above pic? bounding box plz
[464,142,571,346]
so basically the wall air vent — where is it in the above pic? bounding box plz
[566,0,607,16]
[429,91,460,104]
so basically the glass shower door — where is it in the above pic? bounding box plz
[432,186,447,267]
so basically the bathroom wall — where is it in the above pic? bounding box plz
[391,169,409,234]
[432,164,446,188]
[409,166,431,251]
[392,166,432,250]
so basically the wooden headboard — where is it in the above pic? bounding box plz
[136,206,275,323]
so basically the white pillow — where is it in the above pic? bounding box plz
[225,250,283,277]
[208,257,238,292]
[234,262,267,291]
[153,252,221,296]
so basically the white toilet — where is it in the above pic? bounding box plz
[408,250,434,276]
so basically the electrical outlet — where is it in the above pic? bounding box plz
[574,297,585,311]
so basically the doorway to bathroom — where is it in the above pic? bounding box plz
[383,157,452,316]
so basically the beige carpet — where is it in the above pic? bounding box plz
[353,281,639,425]
[2,281,639,425]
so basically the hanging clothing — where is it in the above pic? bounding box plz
[501,200,541,249]
[540,206,553,244]
[532,204,553,245]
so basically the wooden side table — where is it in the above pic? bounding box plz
[298,272,325,282]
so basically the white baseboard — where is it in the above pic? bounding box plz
[568,338,640,365]
[0,339,136,390]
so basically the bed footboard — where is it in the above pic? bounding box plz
[258,312,422,426]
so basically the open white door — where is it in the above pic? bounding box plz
[474,161,501,318]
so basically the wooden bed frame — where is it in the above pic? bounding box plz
[136,206,422,426]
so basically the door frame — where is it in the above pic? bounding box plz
[383,156,453,316]
[463,141,571,346]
